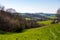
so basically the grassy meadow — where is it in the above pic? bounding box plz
[0,0,59,40]
[0,20,60,40]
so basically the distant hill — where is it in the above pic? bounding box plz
[12,13,56,21]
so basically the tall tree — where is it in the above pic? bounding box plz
[56,8,60,23]
[0,5,5,11]
[6,8,16,13]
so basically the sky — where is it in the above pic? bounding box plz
[0,0,60,13]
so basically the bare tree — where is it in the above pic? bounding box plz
[56,8,60,23]
[0,5,5,11]
[51,8,60,24]
[6,8,16,13]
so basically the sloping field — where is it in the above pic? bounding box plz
[0,24,60,40]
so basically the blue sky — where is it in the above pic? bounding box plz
[0,0,60,13]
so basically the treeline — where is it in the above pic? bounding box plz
[0,6,41,32]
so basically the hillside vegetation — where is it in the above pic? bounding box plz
[0,24,60,40]
[0,10,40,32]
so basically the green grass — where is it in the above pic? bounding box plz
[0,24,60,40]
[37,20,52,25]
[25,18,31,20]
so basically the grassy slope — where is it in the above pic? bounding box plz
[0,24,60,40]
[39,13,56,19]
[37,20,51,25]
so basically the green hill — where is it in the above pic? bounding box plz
[0,24,60,40]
